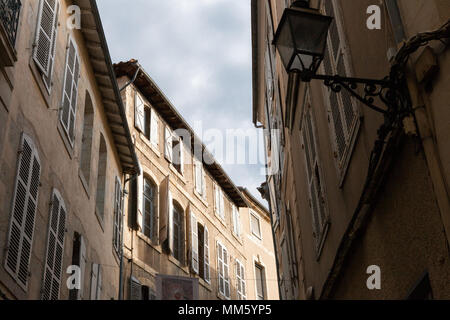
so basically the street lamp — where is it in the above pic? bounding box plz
[273,3,410,116]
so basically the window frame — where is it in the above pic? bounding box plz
[250,211,262,240]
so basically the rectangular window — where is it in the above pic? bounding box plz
[42,189,67,300]
[217,242,230,299]
[250,212,262,239]
[214,184,225,220]
[190,212,199,274]
[301,105,329,254]
[255,264,266,300]
[69,233,86,300]
[60,36,80,145]
[5,134,41,291]
[113,178,123,255]
[236,260,246,300]
[197,224,210,283]
[172,136,184,175]
[194,160,207,198]
[322,0,359,176]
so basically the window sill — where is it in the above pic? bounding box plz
[193,189,208,208]
[140,133,161,158]
[315,222,330,262]
[217,291,231,301]
[137,232,162,254]
[232,233,243,245]
[169,164,187,185]
[199,278,212,292]
[215,212,227,228]
[94,208,105,233]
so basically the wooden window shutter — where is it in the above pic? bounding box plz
[214,184,219,214]
[130,277,142,300]
[167,190,174,253]
[42,189,67,300]
[233,205,240,237]
[201,167,206,199]
[5,134,41,290]
[42,1,60,91]
[164,126,173,162]
[60,37,80,144]
[150,108,159,147]
[134,92,145,132]
[136,174,144,231]
[223,246,230,298]
[204,227,210,282]
[219,189,225,219]
[33,0,59,76]
[190,212,199,274]
[217,242,224,295]
[113,178,122,254]
[90,263,102,300]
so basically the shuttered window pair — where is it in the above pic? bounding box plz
[41,190,67,300]
[113,178,123,255]
[5,134,41,291]
[214,184,225,220]
[130,277,156,300]
[33,0,60,92]
[190,213,210,282]
[135,91,159,147]
[322,1,359,171]
[217,241,230,299]
[232,205,241,237]
[60,37,80,145]
[301,105,329,254]
[194,159,207,199]
[236,260,246,300]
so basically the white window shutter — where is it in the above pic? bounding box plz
[135,92,145,132]
[150,108,159,146]
[33,0,59,76]
[194,161,200,193]
[241,263,246,299]
[5,134,41,290]
[223,247,230,298]
[42,1,60,91]
[42,189,67,300]
[78,235,86,300]
[136,174,144,231]
[164,126,173,162]
[217,242,224,295]
[214,184,219,214]
[180,139,185,174]
[219,190,225,219]
[201,167,206,199]
[190,212,198,273]
[204,227,210,282]
[60,38,80,144]
[90,263,99,300]
[130,277,142,300]
[168,190,174,253]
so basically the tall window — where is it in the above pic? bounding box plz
[255,263,266,300]
[250,212,262,239]
[172,202,184,262]
[135,91,159,146]
[60,36,80,145]
[95,135,107,220]
[79,93,94,185]
[214,184,225,220]
[69,233,86,300]
[143,177,156,241]
[42,189,67,300]
[236,260,246,300]
[217,241,230,299]
[194,159,206,199]
[113,178,123,255]
[165,126,183,175]
[5,134,41,291]
[197,224,210,282]
[301,104,329,254]
[144,106,151,140]
[322,0,359,174]
[33,0,60,92]
[90,263,102,300]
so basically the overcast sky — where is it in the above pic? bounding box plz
[97,0,268,207]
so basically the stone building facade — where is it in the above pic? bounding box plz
[0,0,140,300]
[252,0,450,299]
[114,60,278,300]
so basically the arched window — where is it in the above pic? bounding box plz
[95,134,107,220]
[143,177,157,241]
[80,93,94,185]
[172,202,184,263]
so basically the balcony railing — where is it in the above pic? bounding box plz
[0,0,21,46]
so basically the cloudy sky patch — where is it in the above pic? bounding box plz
[97,0,267,207]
